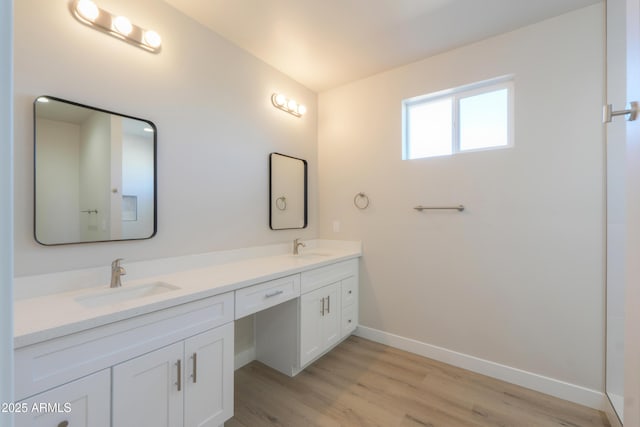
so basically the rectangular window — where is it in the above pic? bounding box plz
[403,77,513,160]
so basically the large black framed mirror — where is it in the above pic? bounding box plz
[269,153,307,230]
[34,96,157,245]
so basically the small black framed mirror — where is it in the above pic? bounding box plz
[269,153,307,230]
[34,96,157,245]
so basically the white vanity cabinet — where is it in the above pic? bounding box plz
[15,292,234,427]
[14,246,361,427]
[255,258,359,375]
[15,370,111,427]
[299,259,358,367]
[113,323,233,427]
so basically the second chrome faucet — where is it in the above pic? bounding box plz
[110,258,126,288]
[293,238,306,255]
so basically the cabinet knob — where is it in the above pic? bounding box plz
[348,290,352,294]
[58,421,69,427]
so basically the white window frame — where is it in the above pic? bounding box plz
[402,76,514,160]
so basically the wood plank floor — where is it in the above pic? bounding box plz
[225,336,610,427]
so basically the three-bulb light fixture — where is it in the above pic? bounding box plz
[72,0,162,53]
[271,93,307,118]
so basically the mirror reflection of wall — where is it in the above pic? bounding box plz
[34,96,156,245]
[269,153,307,230]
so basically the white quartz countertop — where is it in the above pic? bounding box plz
[14,241,361,348]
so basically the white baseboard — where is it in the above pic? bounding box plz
[355,325,605,410]
[603,393,624,427]
[234,346,256,370]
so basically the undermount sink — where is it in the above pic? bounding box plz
[75,281,180,308]
[290,252,332,259]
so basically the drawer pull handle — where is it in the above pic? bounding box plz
[327,296,330,314]
[58,422,69,427]
[176,359,182,391]
[321,297,325,315]
[192,352,198,383]
[265,289,284,298]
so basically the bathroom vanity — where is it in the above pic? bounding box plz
[13,241,360,427]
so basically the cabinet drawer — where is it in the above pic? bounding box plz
[235,274,300,319]
[301,259,358,294]
[341,276,357,307]
[342,304,357,337]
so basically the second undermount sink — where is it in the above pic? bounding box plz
[75,281,180,308]
[290,252,332,259]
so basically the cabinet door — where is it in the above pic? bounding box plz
[341,304,357,337]
[322,283,341,349]
[300,286,326,366]
[300,283,340,367]
[113,342,184,427]
[341,275,357,307]
[15,369,110,427]
[184,323,234,427]
[341,275,358,338]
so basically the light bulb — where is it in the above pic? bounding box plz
[274,94,286,106]
[287,99,298,111]
[144,30,162,48]
[113,16,133,35]
[76,0,99,22]
[297,104,307,115]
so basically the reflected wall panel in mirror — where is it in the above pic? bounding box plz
[269,153,307,230]
[34,96,157,245]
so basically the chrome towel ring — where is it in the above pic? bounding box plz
[275,196,287,211]
[354,193,370,210]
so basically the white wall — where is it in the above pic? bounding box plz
[624,0,640,423]
[0,0,14,423]
[318,4,605,396]
[605,0,626,420]
[13,0,317,277]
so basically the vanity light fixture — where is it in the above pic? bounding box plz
[71,0,162,53]
[271,93,306,118]
[112,16,133,36]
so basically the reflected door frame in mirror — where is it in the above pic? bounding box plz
[34,95,157,245]
[269,152,308,230]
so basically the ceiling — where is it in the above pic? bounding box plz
[164,0,601,92]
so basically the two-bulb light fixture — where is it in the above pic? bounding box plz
[271,93,307,118]
[72,0,162,53]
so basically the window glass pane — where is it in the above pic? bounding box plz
[407,97,453,159]
[459,88,508,151]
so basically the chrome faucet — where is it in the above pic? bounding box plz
[110,258,126,288]
[293,238,306,255]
